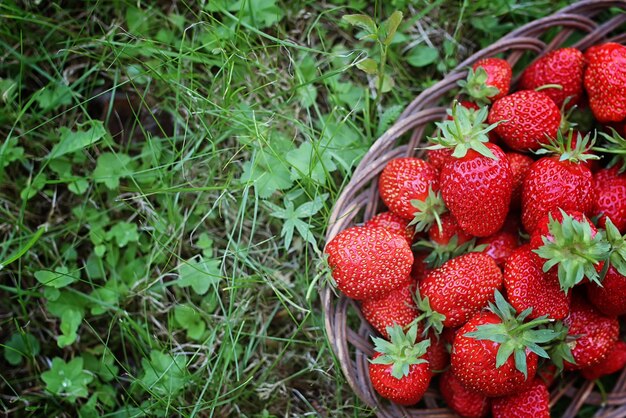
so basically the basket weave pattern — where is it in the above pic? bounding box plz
[322,1,626,417]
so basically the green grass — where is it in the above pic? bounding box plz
[0,0,581,416]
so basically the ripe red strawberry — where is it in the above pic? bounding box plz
[584,42,626,123]
[411,252,431,282]
[488,90,560,152]
[532,209,608,291]
[325,226,413,300]
[419,252,502,330]
[520,47,585,108]
[378,158,439,220]
[521,131,596,234]
[439,370,490,418]
[563,294,619,370]
[365,211,414,245]
[429,103,514,237]
[588,264,626,317]
[459,58,512,103]
[507,152,534,208]
[441,141,513,237]
[593,167,626,233]
[427,332,450,373]
[581,341,626,380]
[529,209,594,250]
[451,295,547,397]
[503,245,570,320]
[536,364,558,387]
[369,324,432,405]
[361,280,418,338]
[478,230,519,267]
[491,378,550,418]
[427,101,492,171]
[428,213,471,245]
[426,148,453,171]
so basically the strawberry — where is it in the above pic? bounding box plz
[520,47,585,108]
[411,252,431,282]
[583,42,626,123]
[504,245,570,320]
[587,219,626,316]
[426,101,490,171]
[521,131,596,234]
[478,229,519,267]
[426,148,453,171]
[378,157,440,221]
[439,370,490,418]
[507,152,534,208]
[491,378,550,418]
[325,226,413,300]
[441,141,513,237]
[536,363,558,387]
[428,213,471,245]
[418,252,502,331]
[369,324,432,406]
[562,294,619,370]
[450,292,556,397]
[532,209,608,291]
[593,167,626,233]
[430,103,513,237]
[529,209,594,250]
[581,341,626,380]
[361,280,418,338]
[488,90,561,152]
[459,58,512,103]
[365,211,414,245]
[427,332,450,373]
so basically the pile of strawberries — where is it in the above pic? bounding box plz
[325,42,626,417]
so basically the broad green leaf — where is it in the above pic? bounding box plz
[379,11,403,46]
[236,0,285,29]
[34,82,73,111]
[174,304,206,341]
[41,357,93,403]
[356,58,378,75]
[287,141,337,184]
[106,222,139,248]
[3,333,40,365]
[20,173,46,201]
[34,266,77,289]
[83,350,119,383]
[93,153,133,190]
[342,14,377,35]
[177,257,221,295]
[136,350,188,396]
[50,121,106,158]
[240,149,293,198]
[47,291,87,347]
[374,73,395,93]
[407,45,439,67]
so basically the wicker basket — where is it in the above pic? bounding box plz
[322,1,626,417]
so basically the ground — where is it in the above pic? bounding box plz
[1,1,591,417]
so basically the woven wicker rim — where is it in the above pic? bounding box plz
[322,1,626,417]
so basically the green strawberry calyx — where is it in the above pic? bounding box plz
[457,66,500,105]
[413,288,446,337]
[464,290,559,379]
[410,185,447,233]
[533,210,611,291]
[536,129,599,164]
[426,100,502,160]
[594,128,626,173]
[603,217,626,278]
[370,324,430,379]
[542,321,576,372]
[413,236,487,269]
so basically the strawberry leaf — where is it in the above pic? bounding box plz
[457,66,500,105]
